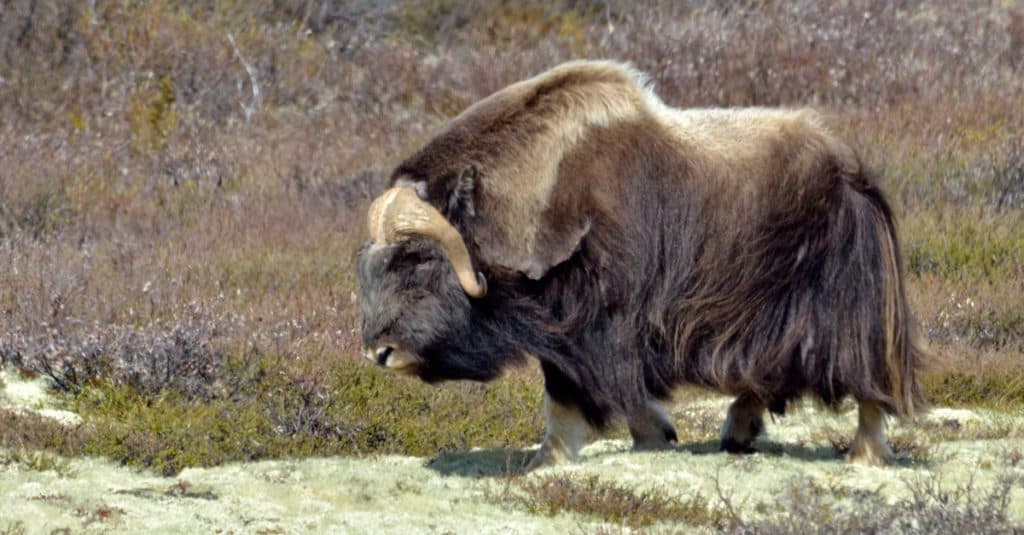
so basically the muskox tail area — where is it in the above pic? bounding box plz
[668,163,928,419]
[821,174,928,418]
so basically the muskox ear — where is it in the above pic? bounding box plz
[523,216,592,280]
[446,166,477,219]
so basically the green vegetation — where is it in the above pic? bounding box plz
[3,363,544,476]
[1,447,76,478]
[925,372,1024,410]
[904,210,1024,281]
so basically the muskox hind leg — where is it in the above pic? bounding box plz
[720,394,767,453]
[525,393,593,471]
[846,400,895,466]
[628,400,678,451]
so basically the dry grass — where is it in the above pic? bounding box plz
[497,469,1024,533]
[721,472,1024,534]
[489,473,727,529]
[0,0,1022,482]
[0,408,89,458]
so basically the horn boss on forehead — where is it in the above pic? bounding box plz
[366,187,486,298]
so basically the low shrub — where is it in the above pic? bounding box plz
[491,473,726,529]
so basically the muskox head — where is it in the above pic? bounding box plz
[356,187,490,381]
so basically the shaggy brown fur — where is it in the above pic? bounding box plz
[359,60,927,458]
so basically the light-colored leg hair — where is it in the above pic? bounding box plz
[846,399,895,466]
[525,393,593,471]
[628,400,678,451]
[720,394,766,453]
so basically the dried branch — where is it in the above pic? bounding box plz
[226,32,261,121]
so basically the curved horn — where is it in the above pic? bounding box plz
[367,187,487,298]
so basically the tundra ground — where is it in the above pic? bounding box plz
[2,370,1023,533]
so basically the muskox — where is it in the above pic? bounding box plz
[357,60,927,469]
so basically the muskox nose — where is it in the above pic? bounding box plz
[363,346,394,366]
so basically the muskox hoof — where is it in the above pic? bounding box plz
[846,400,896,466]
[630,417,679,452]
[629,401,678,452]
[720,396,766,454]
[523,451,551,473]
[845,436,896,466]
[524,443,579,472]
[632,427,678,452]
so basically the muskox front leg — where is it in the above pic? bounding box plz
[628,400,678,451]
[525,393,593,471]
[846,400,895,466]
[720,394,766,453]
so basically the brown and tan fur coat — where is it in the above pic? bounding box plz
[360,60,927,466]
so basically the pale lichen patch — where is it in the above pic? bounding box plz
[0,367,82,426]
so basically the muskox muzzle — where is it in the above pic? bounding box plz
[362,344,420,372]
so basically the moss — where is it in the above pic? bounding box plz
[22,357,542,475]
[64,386,265,475]
[329,365,544,456]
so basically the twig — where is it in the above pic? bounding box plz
[227,32,261,121]
[714,465,746,531]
